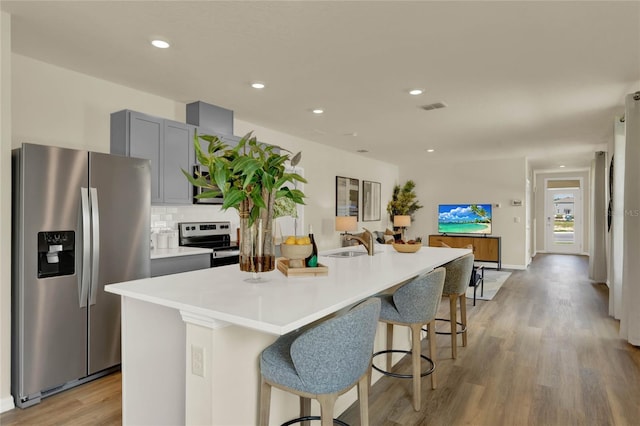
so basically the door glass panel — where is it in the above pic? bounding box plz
[553,193,575,244]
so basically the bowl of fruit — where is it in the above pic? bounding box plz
[281,236,313,267]
[392,239,422,253]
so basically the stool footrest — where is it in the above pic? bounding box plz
[431,318,467,335]
[281,415,349,426]
[371,349,435,379]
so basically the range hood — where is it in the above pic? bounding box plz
[186,101,234,135]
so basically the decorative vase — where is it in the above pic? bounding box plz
[238,196,276,274]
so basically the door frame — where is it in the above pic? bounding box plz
[544,178,584,254]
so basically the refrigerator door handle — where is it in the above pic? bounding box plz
[89,187,100,306]
[80,187,91,308]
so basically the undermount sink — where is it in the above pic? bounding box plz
[326,251,367,258]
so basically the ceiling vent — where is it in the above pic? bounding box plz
[420,102,447,111]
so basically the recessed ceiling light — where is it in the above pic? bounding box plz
[426,149,435,153]
[251,82,265,89]
[312,109,324,114]
[151,39,170,49]
[560,165,566,168]
[409,89,423,96]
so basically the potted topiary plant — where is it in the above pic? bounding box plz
[386,180,423,222]
[183,131,306,277]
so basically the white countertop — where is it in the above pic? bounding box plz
[107,244,470,335]
[150,246,213,260]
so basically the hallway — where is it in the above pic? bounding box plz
[339,254,640,425]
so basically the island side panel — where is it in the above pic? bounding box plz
[121,297,185,425]
[183,319,414,425]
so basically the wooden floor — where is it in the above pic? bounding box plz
[2,254,639,425]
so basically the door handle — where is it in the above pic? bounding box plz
[80,188,90,307]
[89,187,100,306]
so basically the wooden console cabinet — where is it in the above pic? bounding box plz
[428,234,501,269]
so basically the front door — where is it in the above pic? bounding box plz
[545,187,582,253]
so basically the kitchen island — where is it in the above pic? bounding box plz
[106,244,470,425]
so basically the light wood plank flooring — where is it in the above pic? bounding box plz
[2,254,639,425]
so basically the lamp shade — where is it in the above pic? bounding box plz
[393,215,411,227]
[335,216,358,232]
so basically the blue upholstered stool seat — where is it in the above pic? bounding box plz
[259,298,381,426]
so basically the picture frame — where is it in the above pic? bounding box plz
[336,176,359,217]
[362,180,381,221]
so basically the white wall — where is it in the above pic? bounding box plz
[2,53,399,408]
[234,119,399,250]
[402,157,528,269]
[1,11,14,412]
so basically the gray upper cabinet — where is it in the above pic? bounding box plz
[163,120,195,204]
[192,127,240,165]
[111,110,194,205]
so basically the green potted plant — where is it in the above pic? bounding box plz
[183,131,306,275]
[386,180,423,222]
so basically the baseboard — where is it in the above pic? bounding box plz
[1,395,15,413]
[501,263,527,270]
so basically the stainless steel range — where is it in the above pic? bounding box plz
[178,221,239,267]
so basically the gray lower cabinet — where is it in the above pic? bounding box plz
[150,254,211,277]
[111,110,194,205]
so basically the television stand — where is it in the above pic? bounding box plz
[428,234,501,270]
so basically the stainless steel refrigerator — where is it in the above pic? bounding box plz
[11,143,150,408]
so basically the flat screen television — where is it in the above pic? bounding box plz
[438,203,492,234]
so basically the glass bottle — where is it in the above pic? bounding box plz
[306,225,319,267]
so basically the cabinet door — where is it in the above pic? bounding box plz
[129,112,163,203]
[163,120,194,204]
[192,128,240,166]
[474,238,499,262]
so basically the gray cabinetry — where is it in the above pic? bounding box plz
[150,254,210,277]
[111,110,194,205]
[193,127,240,165]
[163,120,195,204]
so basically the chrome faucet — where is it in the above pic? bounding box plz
[345,228,375,256]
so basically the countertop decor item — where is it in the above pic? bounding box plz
[392,242,422,253]
[276,258,329,277]
[280,242,313,268]
[183,132,306,279]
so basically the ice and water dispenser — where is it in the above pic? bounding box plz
[37,231,75,278]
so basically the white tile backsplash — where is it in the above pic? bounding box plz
[151,205,240,232]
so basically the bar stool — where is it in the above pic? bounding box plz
[259,298,381,426]
[433,253,475,359]
[371,267,446,411]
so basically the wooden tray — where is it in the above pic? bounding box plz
[277,258,329,277]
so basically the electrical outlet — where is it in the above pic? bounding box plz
[191,345,205,377]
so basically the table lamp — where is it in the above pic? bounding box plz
[393,215,411,241]
[335,216,358,235]
[336,216,358,247]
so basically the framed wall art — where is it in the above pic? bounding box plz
[336,176,359,217]
[362,180,381,221]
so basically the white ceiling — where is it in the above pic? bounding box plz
[2,1,639,171]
